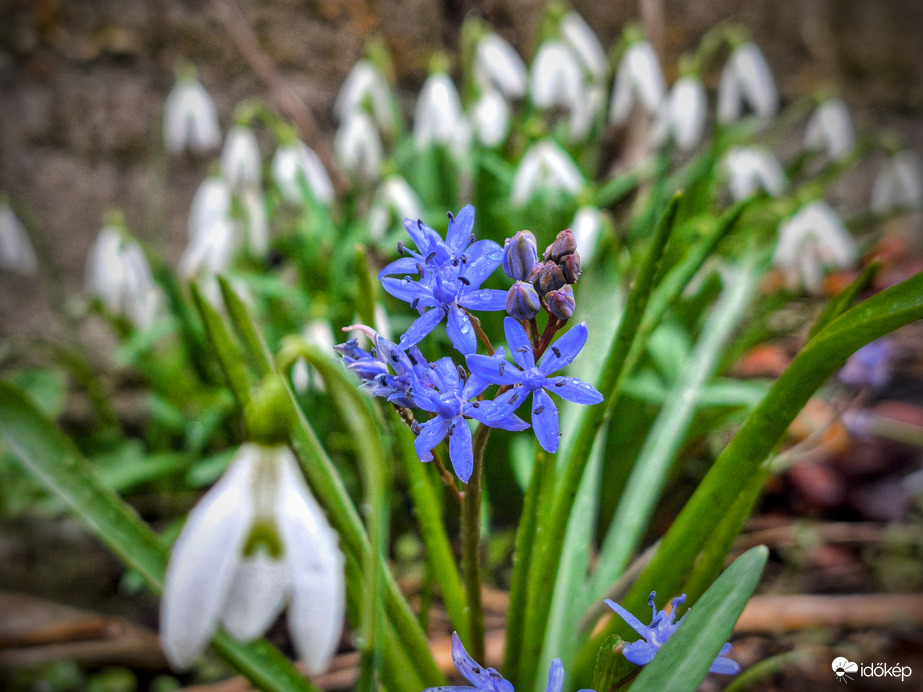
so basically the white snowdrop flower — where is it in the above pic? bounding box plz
[773,201,857,292]
[871,151,923,214]
[163,76,221,155]
[0,202,38,275]
[804,98,855,162]
[85,226,160,330]
[188,177,232,241]
[560,11,608,82]
[651,76,708,152]
[272,141,335,207]
[570,206,606,265]
[413,73,469,156]
[609,40,665,126]
[474,33,528,99]
[530,41,598,141]
[717,42,778,125]
[722,146,787,201]
[240,188,269,259]
[368,175,424,243]
[178,218,238,280]
[160,443,345,675]
[470,90,510,148]
[292,320,336,394]
[334,60,397,136]
[220,126,262,192]
[335,111,384,180]
[511,139,585,207]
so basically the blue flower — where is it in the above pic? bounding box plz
[465,317,603,453]
[605,592,741,675]
[378,205,507,354]
[411,353,527,483]
[422,632,579,692]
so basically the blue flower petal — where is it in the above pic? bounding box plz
[461,247,504,288]
[446,306,477,355]
[538,322,588,375]
[404,217,443,256]
[545,658,565,692]
[398,308,446,348]
[709,654,741,675]
[414,417,452,462]
[446,205,476,255]
[382,277,437,307]
[547,376,603,405]
[465,238,504,264]
[531,388,560,453]
[377,256,422,280]
[448,419,474,483]
[465,353,521,386]
[504,317,536,370]
[450,632,514,692]
[460,289,509,312]
[485,412,530,432]
[623,641,658,666]
[604,599,652,639]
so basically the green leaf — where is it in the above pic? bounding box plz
[630,546,768,692]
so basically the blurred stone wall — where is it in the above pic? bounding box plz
[1,0,921,340]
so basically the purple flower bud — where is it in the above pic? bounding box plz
[560,252,581,284]
[529,260,566,297]
[505,281,541,320]
[545,284,575,320]
[544,228,577,262]
[503,230,539,280]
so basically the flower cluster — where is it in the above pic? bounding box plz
[339,206,603,482]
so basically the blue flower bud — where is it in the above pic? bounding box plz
[529,260,566,297]
[545,284,575,320]
[505,281,541,320]
[561,252,581,284]
[502,230,539,280]
[544,228,577,262]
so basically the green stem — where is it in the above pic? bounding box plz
[461,423,491,661]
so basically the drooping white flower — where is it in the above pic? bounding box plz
[560,10,608,82]
[271,140,335,206]
[413,73,470,156]
[609,40,665,126]
[188,177,232,241]
[335,111,384,180]
[650,76,708,152]
[163,76,221,155]
[511,139,585,207]
[474,33,528,99]
[0,202,38,275]
[367,175,424,243]
[804,98,855,162]
[220,126,262,192]
[240,188,269,259]
[470,90,511,148]
[85,226,160,329]
[160,443,345,675]
[530,41,598,141]
[871,151,923,214]
[570,206,607,265]
[334,60,398,137]
[722,146,787,201]
[773,201,857,292]
[717,42,778,124]
[178,217,238,280]
[292,320,337,394]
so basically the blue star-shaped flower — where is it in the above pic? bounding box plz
[465,317,603,453]
[378,205,507,355]
[411,353,527,483]
[605,592,741,675]
[422,632,581,692]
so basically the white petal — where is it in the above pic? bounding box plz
[334,60,397,136]
[733,42,778,120]
[240,188,269,258]
[511,140,584,206]
[220,552,290,641]
[0,203,37,275]
[163,78,221,154]
[272,142,335,206]
[670,77,707,151]
[561,11,607,81]
[627,42,665,114]
[221,126,262,192]
[179,218,239,279]
[571,206,604,264]
[716,60,741,124]
[160,446,258,669]
[188,177,231,241]
[414,73,466,152]
[804,99,854,161]
[335,111,383,179]
[476,33,527,99]
[471,90,510,147]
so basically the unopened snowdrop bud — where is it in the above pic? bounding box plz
[85,224,160,330]
[335,110,384,180]
[502,230,539,280]
[163,74,221,155]
[722,146,787,201]
[773,201,857,293]
[0,201,37,275]
[804,98,855,162]
[220,126,261,192]
[609,40,665,126]
[160,443,345,675]
[368,176,424,243]
[334,60,397,137]
[529,260,566,297]
[511,140,584,206]
[544,229,577,263]
[570,206,604,265]
[474,33,528,99]
[717,42,778,124]
[871,151,923,214]
[652,76,708,151]
[506,281,541,320]
[413,72,469,156]
[272,141,335,206]
[561,11,608,82]
[470,90,510,148]
[545,284,575,320]
[188,177,231,241]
